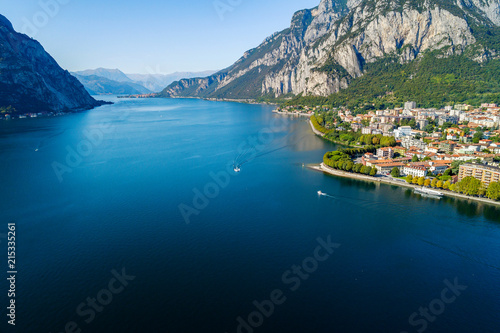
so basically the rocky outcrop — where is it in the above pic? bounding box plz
[160,0,500,100]
[468,0,500,25]
[0,14,105,113]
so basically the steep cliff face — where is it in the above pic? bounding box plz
[160,0,500,100]
[468,0,500,25]
[0,14,104,113]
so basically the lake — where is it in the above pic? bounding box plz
[0,97,499,332]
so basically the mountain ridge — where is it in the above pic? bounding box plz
[158,0,500,103]
[72,74,152,95]
[0,14,105,113]
[72,68,218,93]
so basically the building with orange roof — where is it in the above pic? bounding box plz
[375,162,406,174]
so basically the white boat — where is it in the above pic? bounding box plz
[414,187,443,197]
[317,191,325,196]
[233,166,241,173]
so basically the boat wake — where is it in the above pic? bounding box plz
[317,191,336,199]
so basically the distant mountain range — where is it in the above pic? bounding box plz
[72,68,217,95]
[159,0,500,107]
[0,14,105,114]
[72,74,152,95]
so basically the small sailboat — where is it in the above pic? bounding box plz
[233,165,241,173]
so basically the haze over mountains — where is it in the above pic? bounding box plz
[160,0,500,103]
[72,68,217,95]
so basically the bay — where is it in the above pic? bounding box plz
[0,97,499,332]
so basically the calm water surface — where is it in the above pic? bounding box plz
[0,97,499,332]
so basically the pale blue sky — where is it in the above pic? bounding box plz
[2,0,320,74]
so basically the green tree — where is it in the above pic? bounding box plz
[451,161,464,175]
[353,163,363,173]
[478,183,487,197]
[456,176,482,196]
[406,175,413,183]
[424,179,431,187]
[486,182,500,200]
[418,177,425,186]
[473,131,484,144]
[436,180,444,188]
[443,180,451,190]
[412,177,419,185]
[424,124,434,133]
[411,155,419,162]
[391,167,401,177]
[340,134,354,142]
[431,178,438,188]
[370,168,377,176]
[380,136,397,147]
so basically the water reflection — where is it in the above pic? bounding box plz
[325,172,500,224]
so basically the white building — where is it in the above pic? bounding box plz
[429,163,449,175]
[450,109,464,117]
[401,136,427,150]
[394,126,413,138]
[405,101,417,110]
[455,104,470,111]
[402,165,428,178]
[361,127,383,135]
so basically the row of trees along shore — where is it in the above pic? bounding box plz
[315,116,500,202]
[311,115,397,147]
[406,175,500,201]
[323,151,378,176]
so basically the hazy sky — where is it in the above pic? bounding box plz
[2,0,320,74]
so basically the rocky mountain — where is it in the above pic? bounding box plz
[73,68,218,93]
[0,14,105,114]
[159,0,500,100]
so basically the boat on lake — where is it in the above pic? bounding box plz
[414,187,443,198]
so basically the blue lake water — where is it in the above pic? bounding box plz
[0,97,499,332]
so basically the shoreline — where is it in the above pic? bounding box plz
[308,119,364,148]
[309,117,325,137]
[309,163,500,207]
[120,94,277,106]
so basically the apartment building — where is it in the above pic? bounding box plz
[458,163,500,185]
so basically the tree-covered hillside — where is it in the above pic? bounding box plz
[284,49,500,110]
